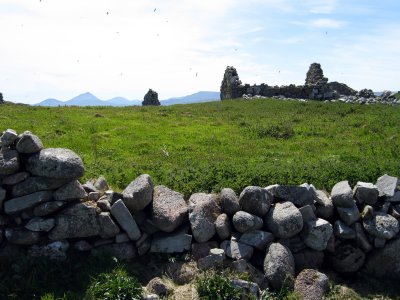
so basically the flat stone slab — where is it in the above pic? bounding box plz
[111,199,141,241]
[151,232,192,253]
[221,239,253,260]
[122,174,154,212]
[53,180,87,201]
[376,174,398,197]
[331,181,354,208]
[4,191,53,214]
[239,230,274,250]
[26,148,84,179]
[12,176,70,197]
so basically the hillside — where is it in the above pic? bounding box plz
[1,98,399,196]
[35,91,220,107]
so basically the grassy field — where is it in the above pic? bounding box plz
[1,98,399,197]
[1,98,400,299]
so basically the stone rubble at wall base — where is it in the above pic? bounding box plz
[1,129,400,299]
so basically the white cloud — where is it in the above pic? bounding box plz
[303,0,338,14]
[310,18,346,28]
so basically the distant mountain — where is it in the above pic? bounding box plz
[161,91,220,105]
[35,91,221,107]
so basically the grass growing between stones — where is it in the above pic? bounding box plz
[1,98,399,197]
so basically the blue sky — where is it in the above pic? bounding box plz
[0,0,399,104]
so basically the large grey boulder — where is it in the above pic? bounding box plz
[215,213,231,240]
[26,148,84,179]
[376,174,398,197]
[98,212,120,239]
[53,180,87,201]
[363,212,399,239]
[111,199,141,241]
[151,232,192,253]
[49,202,100,240]
[274,184,315,207]
[328,243,365,273]
[15,131,43,154]
[239,230,274,251]
[221,239,254,260]
[122,174,154,212]
[5,228,41,245]
[331,181,354,208]
[294,269,329,300]
[353,182,379,205]
[197,248,225,270]
[2,171,29,185]
[12,177,70,197]
[265,202,303,239]
[220,188,240,215]
[152,185,188,232]
[363,238,400,279]
[239,186,271,217]
[263,243,295,290]
[0,129,18,147]
[337,203,359,225]
[232,211,263,233]
[188,193,220,243]
[0,149,20,176]
[302,218,333,251]
[4,191,53,214]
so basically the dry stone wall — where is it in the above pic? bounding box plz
[1,129,400,293]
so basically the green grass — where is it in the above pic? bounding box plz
[2,99,399,197]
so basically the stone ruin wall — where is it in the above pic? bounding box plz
[1,129,400,293]
[220,63,357,101]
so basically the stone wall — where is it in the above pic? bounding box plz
[1,129,400,293]
[220,63,357,101]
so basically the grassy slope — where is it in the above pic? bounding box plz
[1,99,399,197]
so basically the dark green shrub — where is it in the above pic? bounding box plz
[85,267,143,300]
[196,271,242,300]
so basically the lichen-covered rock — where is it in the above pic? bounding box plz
[49,202,100,240]
[12,176,70,197]
[239,186,271,217]
[294,269,329,300]
[53,180,87,201]
[353,182,379,205]
[0,149,20,176]
[215,213,231,240]
[376,174,398,197]
[16,131,43,154]
[363,212,399,239]
[26,148,84,179]
[146,277,170,296]
[274,184,315,207]
[263,243,295,290]
[220,188,240,215]
[122,174,154,212]
[98,212,120,239]
[152,185,188,232]
[239,230,274,251]
[331,181,354,208]
[302,218,333,251]
[232,211,263,233]
[0,129,18,147]
[221,239,254,261]
[188,193,220,243]
[265,202,303,239]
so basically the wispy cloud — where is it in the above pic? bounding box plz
[310,18,346,28]
[303,0,338,14]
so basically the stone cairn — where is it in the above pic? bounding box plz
[1,129,400,298]
[142,89,160,106]
[0,93,4,104]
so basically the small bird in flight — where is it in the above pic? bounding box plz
[196,72,198,77]
[154,8,157,12]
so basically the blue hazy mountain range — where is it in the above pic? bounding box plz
[35,91,220,106]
